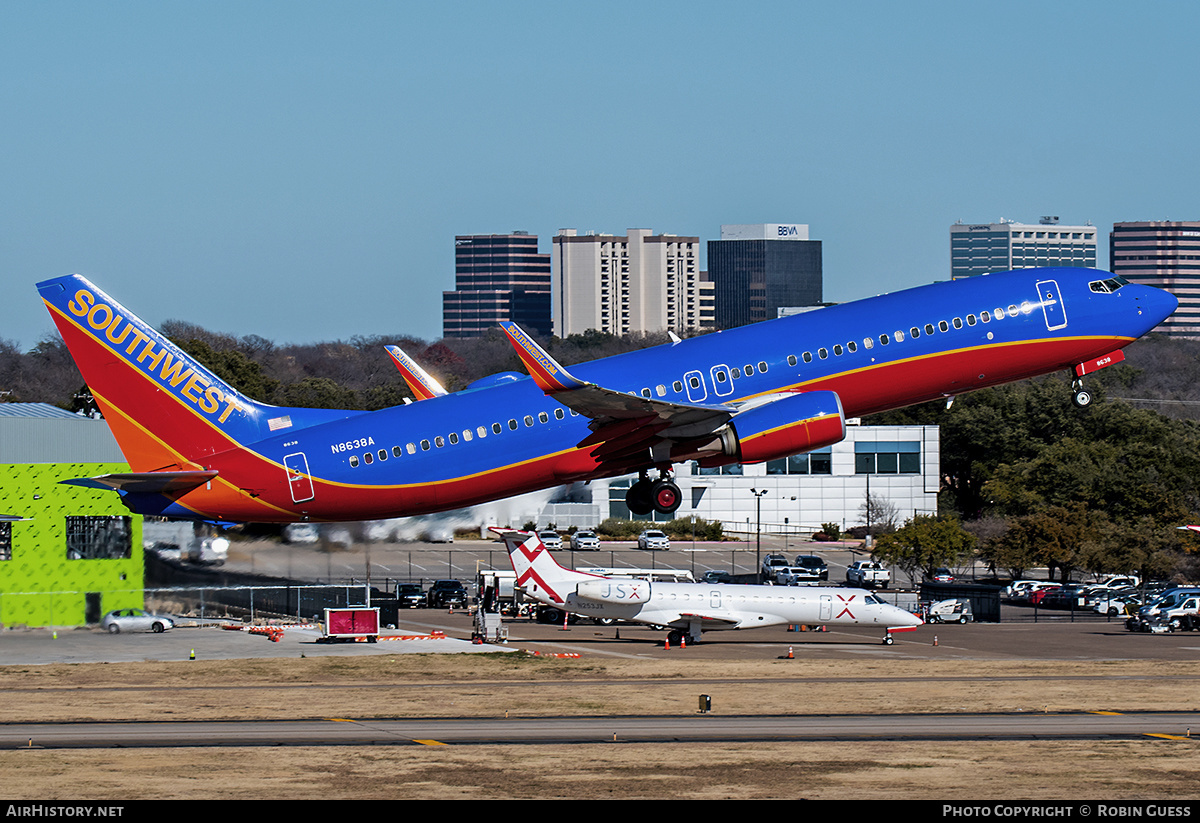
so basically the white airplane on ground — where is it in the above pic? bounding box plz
[496,529,923,645]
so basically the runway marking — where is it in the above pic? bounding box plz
[1144,733,1195,741]
[413,739,447,746]
[1091,711,1123,715]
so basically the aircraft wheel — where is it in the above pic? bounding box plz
[883,634,894,645]
[651,479,682,514]
[626,479,654,516]
[1072,389,1092,408]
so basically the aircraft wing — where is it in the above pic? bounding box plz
[385,345,448,401]
[675,612,741,628]
[499,322,735,467]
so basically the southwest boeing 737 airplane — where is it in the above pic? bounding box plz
[496,527,923,645]
[36,267,1175,524]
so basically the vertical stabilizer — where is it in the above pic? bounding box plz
[494,529,600,606]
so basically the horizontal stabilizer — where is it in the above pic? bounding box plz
[62,470,219,495]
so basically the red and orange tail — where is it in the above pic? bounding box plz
[37,274,274,472]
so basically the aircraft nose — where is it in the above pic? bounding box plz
[1135,283,1178,329]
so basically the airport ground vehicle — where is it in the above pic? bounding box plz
[101,608,174,634]
[925,598,972,624]
[846,560,890,589]
[571,531,601,551]
[537,530,563,550]
[637,529,670,550]
[427,579,468,609]
[318,607,379,643]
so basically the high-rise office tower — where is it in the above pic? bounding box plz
[442,233,552,338]
[950,218,1097,279]
[552,229,713,337]
[1110,221,1200,337]
[707,224,822,329]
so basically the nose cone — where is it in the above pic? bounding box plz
[889,605,924,628]
[1132,283,1179,335]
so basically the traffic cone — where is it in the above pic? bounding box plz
[787,646,794,659]
[189,649,196,660]
[664,636,671,650]
[933,635,938,646]
[680,635,686,649]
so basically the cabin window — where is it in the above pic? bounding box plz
[378,449,387,461]
[980,311,991,323]
[421,439,431,451]
[787,354,797,366]
[492,423,502,435]
[966,314,977,326]
[448,433,459,445]
[508,419,518,431]
[758,361,767,372]
[993,308,1004,320]
[833,344,843,356]
[863,337,874,350]
[392,446,403,458]
[462,430,472,442]
[953,317,963,329]
[406,443,416,454]
[1007,305,1018,317]
[477,426,488,438]
[555,408,565,419]
[538,411,549,424]
[689,376,701,389]
[523,415,534,427]
[656,385,666,397]
[434,436,445,448]
[364,452,373,464]
[1021,301,1033,315]
[894,330,904,342]
[925,323,935,335]
[673,380,684,392]
[715,371,728,383]
[803,352,813,363]
[641,388,651,398]
[818,348,828,359]
[879,334,890,345]
[847,340,858,353]
[910,327,920,339]
[349,455,359,468]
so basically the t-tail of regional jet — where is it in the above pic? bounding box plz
[496,528,923,644]
[37,267,1176,523]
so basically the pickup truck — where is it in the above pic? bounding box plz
[846,560,891,589]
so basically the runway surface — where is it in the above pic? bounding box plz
[7,711,1200,749]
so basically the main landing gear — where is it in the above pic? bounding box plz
[625,471,682,516]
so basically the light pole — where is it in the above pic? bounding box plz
[750,488,768,580]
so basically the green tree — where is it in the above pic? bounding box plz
[873,514,976,585]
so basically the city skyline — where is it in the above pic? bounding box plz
[4,2,1198,350]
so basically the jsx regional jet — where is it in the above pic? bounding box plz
[497,528,922,645]
[37,267,1176,523]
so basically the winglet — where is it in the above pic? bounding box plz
[499,322,586,394]
[385,345,448,401]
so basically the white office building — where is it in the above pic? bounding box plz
[552,229,714,337]
[539,425,940,537]
[951,218,1097,279]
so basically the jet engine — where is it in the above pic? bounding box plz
[674,390,846,468]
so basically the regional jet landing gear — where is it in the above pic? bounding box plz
[625,471,682,516]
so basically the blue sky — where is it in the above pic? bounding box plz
[3,1,1198,350]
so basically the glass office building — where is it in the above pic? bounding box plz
[1110,221,1200,337]
[950,218,1097,279]
[442,233,552,338]
[707,224,823,329]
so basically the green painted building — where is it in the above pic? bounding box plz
[0,404,141,628]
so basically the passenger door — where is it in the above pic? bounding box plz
[1035,279,1068,331]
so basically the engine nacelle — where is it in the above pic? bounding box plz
[575,579,652,604]
[693,390,846,467]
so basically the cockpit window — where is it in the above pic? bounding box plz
[1089,275,1128,294]
[864,594,884,605]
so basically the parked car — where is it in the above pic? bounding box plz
[637,529,670,550]
[570,530,601,550]
[101,608,174,634]
[537,530,563,550]
[846,560,890,589]
[1028,584,1063,606]
[761,553,790,580]
[928,568,955,583]
[427,579,468,608]
[791,555,828,581]
[396,583,426,608]
[702,570,733,584]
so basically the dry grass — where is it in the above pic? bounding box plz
[3,655,1199,799]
